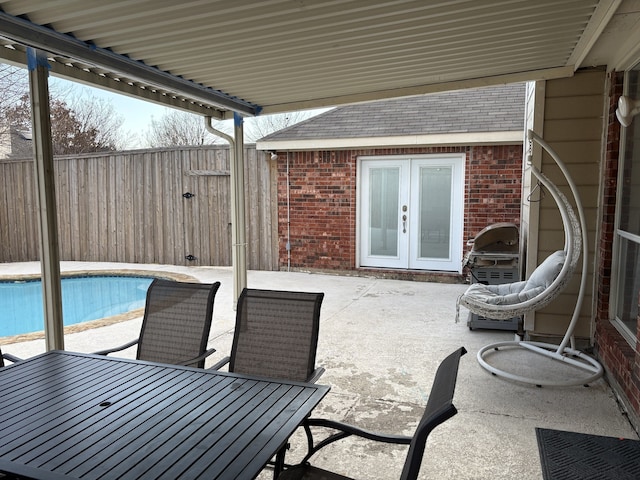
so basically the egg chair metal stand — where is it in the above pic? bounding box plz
[460,129,603,387]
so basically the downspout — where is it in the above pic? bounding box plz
[205,115,247,303]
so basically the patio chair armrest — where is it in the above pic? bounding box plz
[307,367,325,383]
[208,356,230,371]
[178,347,217,367]
[305,418,412,445]
[2,352,23,364]
[299,417,412,465]
[93,338,139,356]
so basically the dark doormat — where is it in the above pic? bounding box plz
[536,427,640,480]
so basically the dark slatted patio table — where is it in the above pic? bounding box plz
[0,350,330,480]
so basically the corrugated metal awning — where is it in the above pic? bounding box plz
[0,0,628,117]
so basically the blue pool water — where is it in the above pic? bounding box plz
[0,276,154,337]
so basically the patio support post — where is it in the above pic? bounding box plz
[27,48,64,351]
[232,113,247,301]
[205,115,247,303]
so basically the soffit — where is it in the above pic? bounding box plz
[0,0,622,117]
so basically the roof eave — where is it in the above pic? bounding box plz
[258,67,573,115]
[257,131,524,151]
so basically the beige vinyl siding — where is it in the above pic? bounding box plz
[522,81,544,331]
[528,68,606,340]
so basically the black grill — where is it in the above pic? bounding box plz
[464,222,521,331]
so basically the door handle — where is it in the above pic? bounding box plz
[401,205,408,233]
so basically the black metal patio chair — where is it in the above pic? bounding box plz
[0,348,23,366]
[94,279,221,368]
[211,288,325,383]
[276,346,467,480]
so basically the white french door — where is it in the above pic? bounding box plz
[359,155,464,272]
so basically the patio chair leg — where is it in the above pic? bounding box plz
[273,445,287,479]
[304,422,314,459]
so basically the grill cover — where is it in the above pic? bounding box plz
[464,222,519,268]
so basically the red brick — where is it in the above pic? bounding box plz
[594,71,640,422]
[276,145,522,273]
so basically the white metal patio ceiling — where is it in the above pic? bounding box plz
[0,0,635,352]
[0,0,629,117]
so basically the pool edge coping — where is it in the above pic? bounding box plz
[0,269,199,346]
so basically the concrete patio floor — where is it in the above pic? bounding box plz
[1,261,638,479]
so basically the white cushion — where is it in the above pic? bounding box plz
[463,250,565,306]
[523,250,565,291]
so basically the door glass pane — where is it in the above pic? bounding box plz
[419,166,452,259]
[369,167,399,256]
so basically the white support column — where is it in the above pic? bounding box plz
[232,113,247,300]
[28,47,64,351]
[204,114,247,304]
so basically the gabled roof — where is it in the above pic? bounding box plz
[258,83,525,150]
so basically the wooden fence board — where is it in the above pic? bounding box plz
[0,146,277,269]
[0,163,10,259]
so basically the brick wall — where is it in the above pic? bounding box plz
[277,150,357,271]
[276,145,522,275]
[465,145,523,242]
[595,71,640,425]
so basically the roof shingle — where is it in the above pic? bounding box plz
[260,83,525,141]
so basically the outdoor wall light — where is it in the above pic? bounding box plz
[616,95,640,127]
[268,151,278,160]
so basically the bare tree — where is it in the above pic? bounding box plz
[0,64,27,109]
[143,106,329,147]
[0,63,130,155]
[6,93,125,154]
[145,110,226,147]
[68,94,131,151]
[244,110,322,142]
[0,64,28,152]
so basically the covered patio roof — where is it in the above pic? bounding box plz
[0,0,638,351]
[0,0,635,119]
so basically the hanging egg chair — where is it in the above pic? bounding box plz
[457,130,602,387]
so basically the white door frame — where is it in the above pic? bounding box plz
[357,154,464,272]
[358,158,411,268]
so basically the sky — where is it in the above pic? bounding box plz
[48,77,326,149]
[6,67,328,150]
[80,88,173,145]
[51,77,179,149]
[4,63,256,149]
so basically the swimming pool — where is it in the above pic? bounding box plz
[0,275,154,337]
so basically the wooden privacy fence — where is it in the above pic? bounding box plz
[0,146,279,270]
